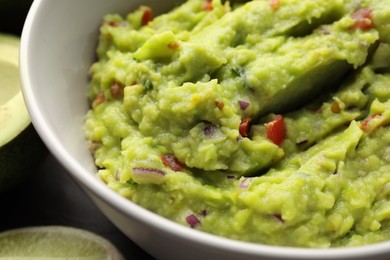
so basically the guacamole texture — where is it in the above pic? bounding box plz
[85,0,390,247]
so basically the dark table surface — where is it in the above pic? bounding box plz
[0,152,155,259]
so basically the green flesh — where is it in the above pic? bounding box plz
[85,0,390,248]
[0,226,124,259]
[0,60,19,106]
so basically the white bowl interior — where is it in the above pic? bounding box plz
[19,0,390,259]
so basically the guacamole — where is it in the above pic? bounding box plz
[85,0,390,247]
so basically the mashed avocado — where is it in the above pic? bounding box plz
[85,0,390,247]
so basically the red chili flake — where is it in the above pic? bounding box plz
[110,82,124,99]
[186,214,201,228]
[161,154,185,171]
[265,115,286,146]
[215,100,225,110]
[270,0,281,10]
[141,7,153,26]
[203,0,213,11]
[239,117,252,137]
[167,42,180,49]
[331,101,341,113]
[361,113,381,132]
[93,92,105,108]
[351,8,374,30]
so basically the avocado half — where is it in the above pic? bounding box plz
[0,33,47,191]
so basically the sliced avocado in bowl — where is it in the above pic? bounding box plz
[0,33,47,191]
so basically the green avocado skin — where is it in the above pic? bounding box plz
[0,124,48,192]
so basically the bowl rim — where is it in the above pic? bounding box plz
[19,0,390,259]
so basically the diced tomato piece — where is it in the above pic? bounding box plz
[361,113,381,132]
[352,8,374,30]
[270,0,281,10]
[93,92,105,108]
[161,154,185,171]
[239,117,252,137]
[203,0,213,11]
[265,115,286,145]
[331,101,341,113]
[141,7,153,26]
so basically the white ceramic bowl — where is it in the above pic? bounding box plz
[19,1,390,259]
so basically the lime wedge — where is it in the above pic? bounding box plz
[0,226,125,259]
[0,33,47,191]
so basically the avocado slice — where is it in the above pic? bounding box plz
[0,33,47,191]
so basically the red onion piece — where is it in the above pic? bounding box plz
[186,214,201,228]
[203,123,218,137]
[132,167,165,175]
[132,167,166,184]
[238,100,250,110]
[239,177,253,189]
